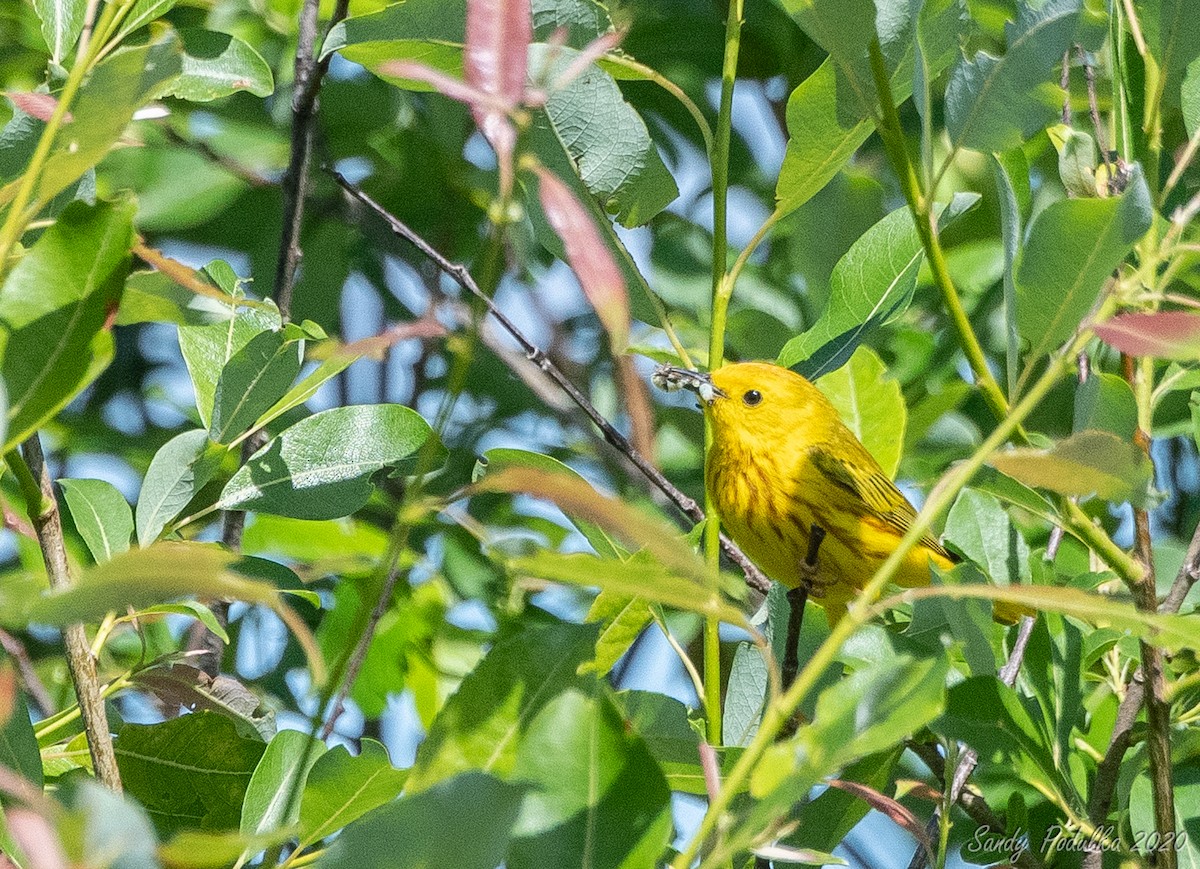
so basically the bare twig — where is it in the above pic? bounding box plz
[194,0,352,678]
[320,546,404,740]
[274,0,351,314]
[329,167,771,595]
[1082,520,1200,869]
[160,126,270,188]
[1122,352,1177,869]
[14,437,121,791]
[907,741,1045,869]
[1077,47,1113,178]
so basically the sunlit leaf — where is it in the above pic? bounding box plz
[58,478,133,563]
[988,430,1154,507]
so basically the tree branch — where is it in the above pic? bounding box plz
[1082,518,1200,869]
[274,0,351,315]
[328,167,771,595]
[13,436,121,791]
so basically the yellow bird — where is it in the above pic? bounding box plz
[656,361,957,625]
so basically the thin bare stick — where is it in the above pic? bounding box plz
[1082,519,1200,869]
[194,0,352,677]
[13,437,121,791]
[329,167,771,595]
[274,0,351,315]
[908,741,1045,869]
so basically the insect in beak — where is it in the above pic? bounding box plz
[651,365,725,406]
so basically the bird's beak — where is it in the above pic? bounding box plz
[651,365,726,406]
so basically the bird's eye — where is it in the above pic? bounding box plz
[743,389,762,406]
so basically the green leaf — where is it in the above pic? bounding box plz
[248,331,406,436]
[407,622,597,791]
[110,0,178,44]
[28,543,282,626]
[136,429,226,547]
[507,688,672,869]
[158,830,292,869]
[0,689,43,788]
[0,200,134,452]
[532,0,612,44]
[321,0,465,69]
[327,3,676,227]
[33,0,85,63]
[815,346,907,477]
[775,0,953,216]
[37,35,182,204]
[775,59,874,215]
[58,478,133,563]
[297,739,408,849]
[988,429,1155,507]
[580,590,652,677]
[321,772,524,869]
[474,448,622,557]
[617,689,734,795]
[115,711,266,837]
[935,676,1064,799]
[778,194,978,375]
[944,0,1079,152]
[507,549,739,623]
[219,405,435,519]
[528,43,678,227]
[167,29,275,102]
[1048,124,1099,197]
[210,330,302,444]
[178,294,281,429]
[1016,167,1152,371]
[57,779,162,868]
[140,603,229,643]
[1142,0,1200,108]
[723,641,767,748]
[802,653,948,768]
[239,730,326,842]
[945,488,1030,588]
[1074,372,1138,440]
[991,150,1027,399]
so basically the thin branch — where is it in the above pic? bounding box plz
[320,545,405,740]
[1081,518,1200,869]
[13,437,121,791]
[160,125,270,188]
[1124,352,1178,869]
[907,741,1045,869]
[328,167,771,595]
[274,0,352,316]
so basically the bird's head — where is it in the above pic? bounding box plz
[652,361,827,444]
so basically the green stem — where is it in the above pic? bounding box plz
[867,39,1013,426]
[0,0,121,278]
[676,338,1082,868]
[601,55,714,156]
[699,0,745,753]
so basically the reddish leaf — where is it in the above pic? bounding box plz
[534,166,630,350]
[463,0,531,196]
[827,778,932,855]
[379,61,500,110]
[464,0,530,109]
[1094,311,1200,360]
[6,92,70,123]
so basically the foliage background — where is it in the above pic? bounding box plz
[0,0,1199,867]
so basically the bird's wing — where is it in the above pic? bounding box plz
[807,446,953,561]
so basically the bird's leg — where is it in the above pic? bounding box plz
[781,525,825,692]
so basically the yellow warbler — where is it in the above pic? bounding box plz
[656,361,957,625]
